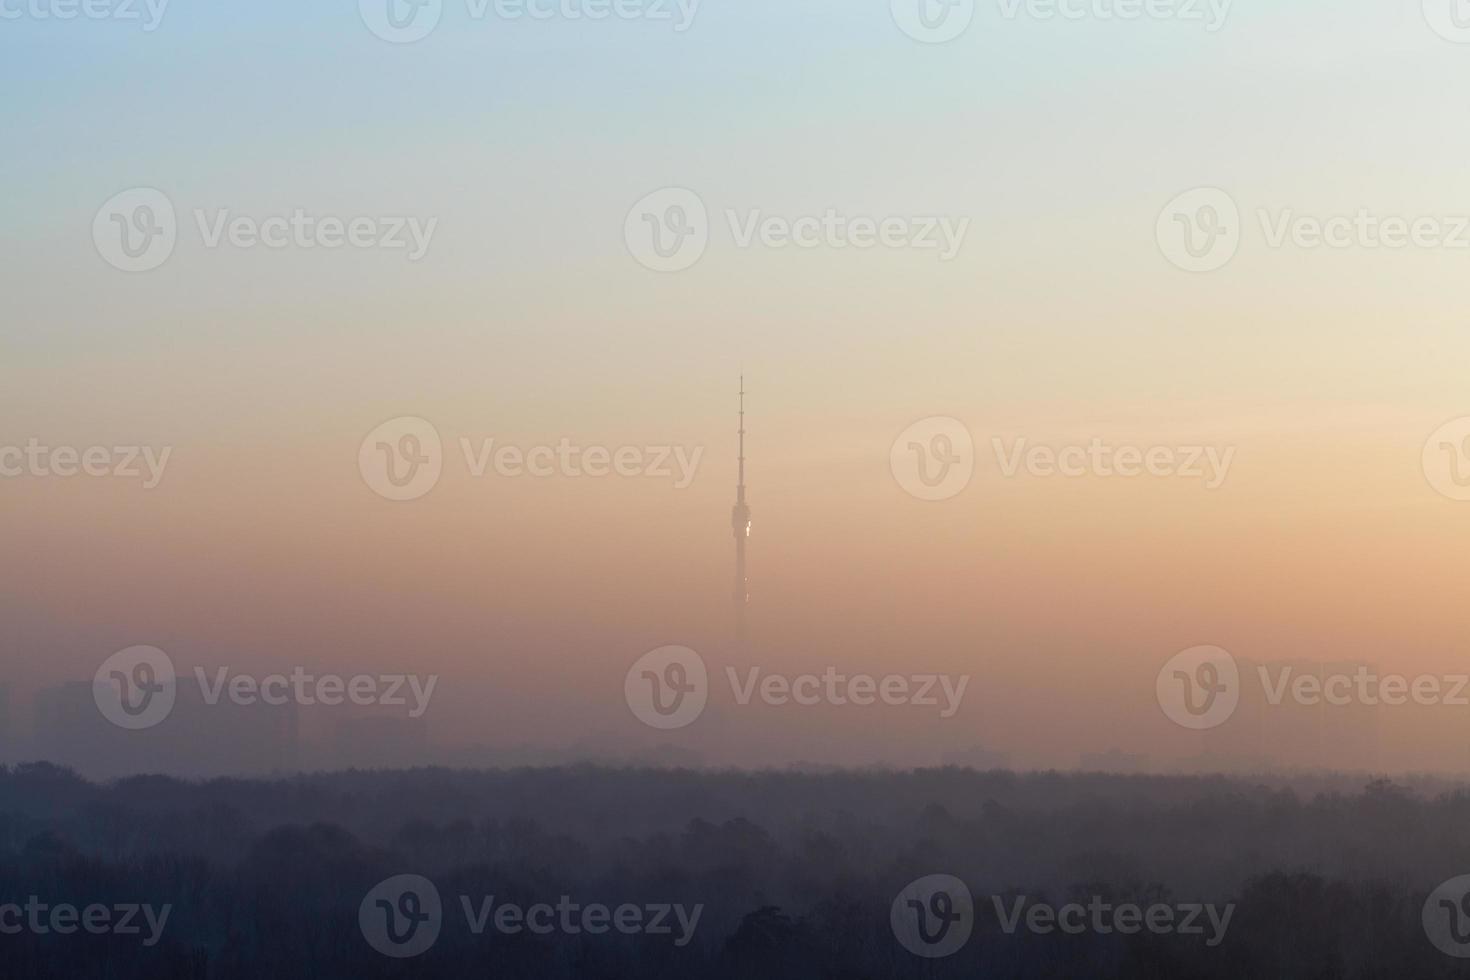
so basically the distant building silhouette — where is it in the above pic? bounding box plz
[33,674,300,779]
[175,678,301,775]
[34,681,118,775]
[1203,658,1382,772]
[0,683,10,763]
[332,715,427,770]
[941,744,1011,770]
[1079,749,1149,774]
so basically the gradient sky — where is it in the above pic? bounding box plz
[6,0,1470,772]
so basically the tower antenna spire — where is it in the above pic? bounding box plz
[737,375,745,500]
[732,375,751,643]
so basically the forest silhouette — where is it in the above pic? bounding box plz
[0,762,1463,978]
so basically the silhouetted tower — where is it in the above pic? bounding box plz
[732,378,751,642]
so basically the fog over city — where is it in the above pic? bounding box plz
[9,0,1470,976]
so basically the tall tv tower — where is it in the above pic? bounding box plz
[732,377,751,643]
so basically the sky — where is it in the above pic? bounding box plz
[6,0,1470,774]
